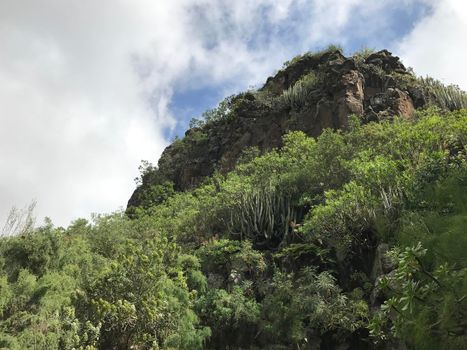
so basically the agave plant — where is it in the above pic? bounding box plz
[281,72,320,110]
[419,76,467,110]
[227,184,297,245]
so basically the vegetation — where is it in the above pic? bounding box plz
[281,72,321,110]
[390,74,467,111]
[418,76,467,110]
[1,201,36,237]
[281,44,344,69]
[189,95,236,129]
[1,106,465,349]
[352,47,376,65]
[2,44,467,349]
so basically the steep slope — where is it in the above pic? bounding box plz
[128,48,435,211]
[1,48,466,350]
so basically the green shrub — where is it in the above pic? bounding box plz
[189,94,236,128]
[196,239,266,279]
[260,267,368,348]
[196,282,260,348]
[281,72,320,110]
[352,47,376,65]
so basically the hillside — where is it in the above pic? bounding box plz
[127,48,463,211]
[0,47,466,350]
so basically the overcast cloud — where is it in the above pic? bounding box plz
[0,0,465,227]
[398,0,467,89]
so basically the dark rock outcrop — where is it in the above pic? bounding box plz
[128,50,425,210]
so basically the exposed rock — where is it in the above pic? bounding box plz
[336,69,365,127]
[365,49,407,73]
[366,88,415,121]
[392,89,415,118]
[371,243,394,281]
[128,50,426,210]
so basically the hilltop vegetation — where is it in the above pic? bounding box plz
[1,48,466,349]
[128,48,467,206]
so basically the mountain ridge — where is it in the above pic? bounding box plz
[127,47,439,211]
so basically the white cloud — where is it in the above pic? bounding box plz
[0,0,441,227]
[0,0,325,227]
[0,1,179,226]
[398,0,467,89]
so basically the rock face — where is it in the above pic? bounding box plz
[128,49,424,210]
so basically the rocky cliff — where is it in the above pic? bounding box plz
[128,49,433,211]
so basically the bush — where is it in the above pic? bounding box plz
[281,72,320,110]
[260,267,368,348]
[352,47,376,65]
[189,95,236,128]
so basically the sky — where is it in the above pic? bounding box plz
[0,0,466,228]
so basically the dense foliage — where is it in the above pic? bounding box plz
[1,108,466,349]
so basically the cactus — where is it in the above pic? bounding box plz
[418,76,467,110]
